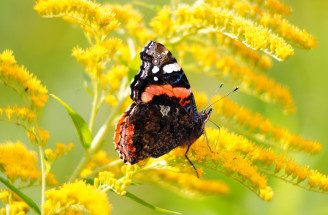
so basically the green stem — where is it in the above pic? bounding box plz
[68,152,91,183]
[68,95,127,182]
[89,80,100,132]
[38,145,45,215]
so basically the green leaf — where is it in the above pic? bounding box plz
[127,54,140,84]
[125,191,182,214]
[51,94,93,149]
[0,176,41,215]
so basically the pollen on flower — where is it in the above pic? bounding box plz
[0,141,40,182]
[43,180,111,215]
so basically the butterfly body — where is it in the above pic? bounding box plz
[114,41,211,165]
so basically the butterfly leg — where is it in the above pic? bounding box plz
[185,144,199,178]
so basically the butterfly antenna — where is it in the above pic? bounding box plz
[206,87,239,110]
[185,144,199,178]
[202,83,224,111]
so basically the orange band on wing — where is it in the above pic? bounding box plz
[114,112,128,150]
[141,84,191,106]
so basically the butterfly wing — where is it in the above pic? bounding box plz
[114,103,194,164]
[130,41,198,120]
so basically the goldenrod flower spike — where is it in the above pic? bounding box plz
[135,170,229,197]
[0,141,40,182]
[173,4,294,60]
[209,94,322,154]
[179,43,294,112]
[43,180,111,215]
[34,0,119,40]
[0,50,48,111]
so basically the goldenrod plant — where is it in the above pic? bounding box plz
[0,0,326,214]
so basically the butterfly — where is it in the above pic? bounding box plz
[113,41,212,176]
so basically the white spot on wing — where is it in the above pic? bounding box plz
[174,62,181,71]
[154,76,158,81]
[163,63,181,73]
[159,105,171,116]
[152,66,159,73]
[163,64,173,73]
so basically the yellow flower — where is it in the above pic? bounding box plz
[34,0,119,39]
[0,141,40,182]
[136,170,229,197]
[95,165,136,196]
[209,94,321,154]
[3,201,29,215]
[174,4,294,60]
[46,172,59,186]
[0,50,48,111]
[72,38,122,79]
[105,3,153,45]
[43,180,111,215]
[0,190,9,204]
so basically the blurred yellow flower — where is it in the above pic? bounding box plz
[0,141,40,182]
[43,180,111,215]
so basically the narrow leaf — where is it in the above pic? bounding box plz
[0,176,41,215]
[125,191,182,214]
[51,94,93,149]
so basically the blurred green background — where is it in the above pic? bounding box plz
[0,0,328,214]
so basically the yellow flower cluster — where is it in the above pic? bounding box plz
[260,13,317,49]
[72,38,122,79]
[46,172,59,186]
[0,201,29,215]
[178,43,294,112]
[34,0,119,40]
[163,139,273,201]
[136,170,229,197]
[215,34,273,70]
[105,3,153,45]
[174,4,293,60]
[0,50,48,111]
[205,0,316,50]
[263,0,291,16]
[26,127,50,146]
[101,65,128,106]
[150,6,175,39]
[45,142,74,162]
[95,165,136,196]
[210,95,322,154]
[43,180,111,215]
[0,141,40,182]
[0,105,36,124]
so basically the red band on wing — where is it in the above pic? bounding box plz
[141,84,191,106]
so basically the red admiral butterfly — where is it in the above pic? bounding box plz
[114,41,212,176]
